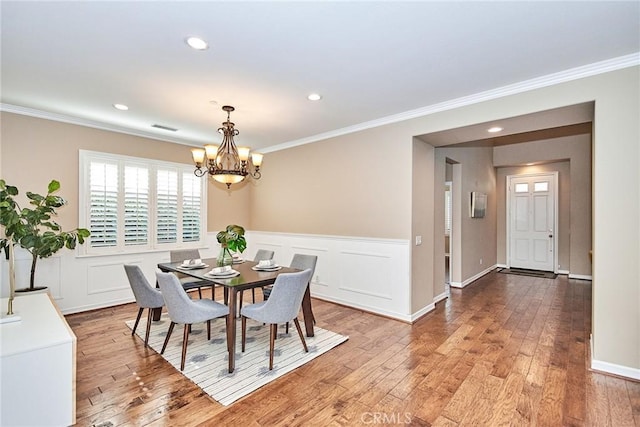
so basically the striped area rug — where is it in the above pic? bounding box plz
[125,314,348,406]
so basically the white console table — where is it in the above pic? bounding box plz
[0,293,76,426]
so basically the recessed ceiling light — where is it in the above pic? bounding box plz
[186,36,208,50]
[113,103,129,111]
[488,126,503,133]
[307,93,322,101]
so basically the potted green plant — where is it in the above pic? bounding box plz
[0,179,90,292]
[216,224,246,267]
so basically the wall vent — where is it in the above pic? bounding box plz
[152,124,178,132]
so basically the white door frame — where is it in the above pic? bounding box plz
[506,172,559,273]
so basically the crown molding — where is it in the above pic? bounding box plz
[2,53,638,153]
[0,103,202,148]
[263,52,640,153]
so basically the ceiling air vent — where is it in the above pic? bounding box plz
[152,124,178,132]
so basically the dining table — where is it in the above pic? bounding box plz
[156,257,315,373]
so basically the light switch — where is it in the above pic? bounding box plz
[415,236,422,245]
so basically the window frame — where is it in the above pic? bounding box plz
[79,150,207,256]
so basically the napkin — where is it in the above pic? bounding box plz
[182,258,202,266]
[210,265,232,274]
[257,259,275,267]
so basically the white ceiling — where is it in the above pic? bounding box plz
[1,2,639,151]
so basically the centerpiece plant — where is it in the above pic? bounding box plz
[0,179,90,292]
[216,224,246,267]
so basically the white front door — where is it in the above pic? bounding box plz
[508,173,557,272]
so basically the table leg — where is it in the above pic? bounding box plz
[226,289,237,373]
[301,284,314,337]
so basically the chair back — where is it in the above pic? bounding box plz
[170,249,201,263]
[259,269,312,324]
[124,265,164,309]
[254,249,275,262]
[290,254,317,280]
[156,271,199,324]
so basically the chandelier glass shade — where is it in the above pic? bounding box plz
[191,105,263,188]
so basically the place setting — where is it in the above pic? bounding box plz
[251,259,282,272]
[177,258,209,270]
[204,265,240,279]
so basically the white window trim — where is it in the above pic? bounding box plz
[79,150,207,256]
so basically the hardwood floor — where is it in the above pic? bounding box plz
[66,272,640,426]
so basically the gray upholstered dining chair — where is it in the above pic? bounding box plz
[263,253,318,332]
[237,249,275,310]
[240,268,313,370]
[156,271,229,371]
[124,265,165,347]
[170,249,212,299]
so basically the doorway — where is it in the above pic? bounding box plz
[507,172,558,272]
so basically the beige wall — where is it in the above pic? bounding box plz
[0,112,250,233]
[494,133,592,276]
[411,139,435,312]
[250,125,412,238]
[435,146,497,282]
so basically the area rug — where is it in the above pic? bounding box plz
[125,314,348,405]
[497,267,557,279]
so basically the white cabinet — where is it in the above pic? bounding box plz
[0,293,76,426]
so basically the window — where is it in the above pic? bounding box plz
[79,151,206,255]
[534,181,549,192]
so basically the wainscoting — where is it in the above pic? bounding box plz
[0,231,414,320]
[247,231,412,321]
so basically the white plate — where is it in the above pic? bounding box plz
[205,270,240,278]
[251,265,282,271]
[232,258,245,264]
[179,263,208,269]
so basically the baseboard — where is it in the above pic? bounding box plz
[450,264,497,289]
[569,273,593,281]
[433,290,449,304]
[60,296,135,315]
[558,269,570,275]
[311,294,412,323]
[591,359,640,381]
[496,263,508,269]
[410,302,436,323]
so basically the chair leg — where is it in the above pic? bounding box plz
[161,322,176,354]
[285,322,289,334]
[132,307,144,336]
[251,288,256,303]
[225,315,230,353]
[198,287,202,299]
[180,324,190,371]
[211,285,216,301]
[144,308,154,347]
[241,316,247,352]
[207,320,211,340]
[293,318,308,353]
[269,324,277,370]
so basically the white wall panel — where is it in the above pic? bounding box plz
[0,231,414,320]
[247,231,412,321]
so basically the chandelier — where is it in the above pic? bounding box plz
[191,105,263,188]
